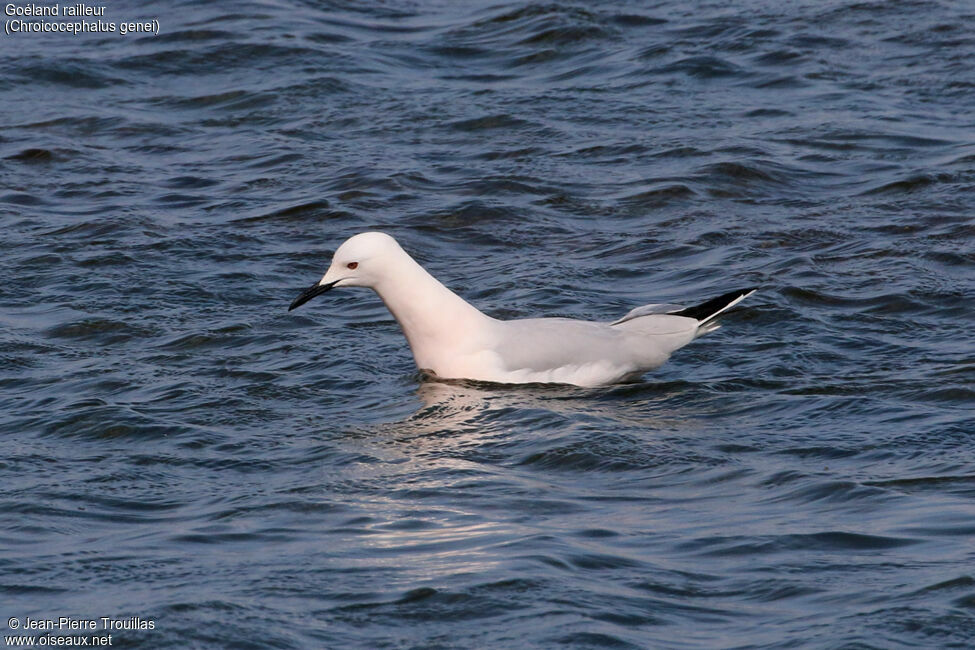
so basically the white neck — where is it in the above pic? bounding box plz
[372,250,492,370]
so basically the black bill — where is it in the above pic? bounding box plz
[288,280,337,311]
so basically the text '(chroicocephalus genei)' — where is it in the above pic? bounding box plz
[289,232,756,387]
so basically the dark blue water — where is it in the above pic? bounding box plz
[2,0,974,647]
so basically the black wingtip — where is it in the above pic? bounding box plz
[672,287,757,322]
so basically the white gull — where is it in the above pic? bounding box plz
[289,232,756,387]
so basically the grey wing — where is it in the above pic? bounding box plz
[493,318,630,372]
[611,303,685,326]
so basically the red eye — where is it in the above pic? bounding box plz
[346,262,358,269]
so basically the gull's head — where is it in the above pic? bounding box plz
[288,232,403,311]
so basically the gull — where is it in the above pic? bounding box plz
[289,232,756,387]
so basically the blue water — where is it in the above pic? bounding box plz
[2,0,974,647]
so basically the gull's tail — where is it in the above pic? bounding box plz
[674,287,757,336]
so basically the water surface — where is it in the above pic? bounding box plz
[1,0,974,647]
